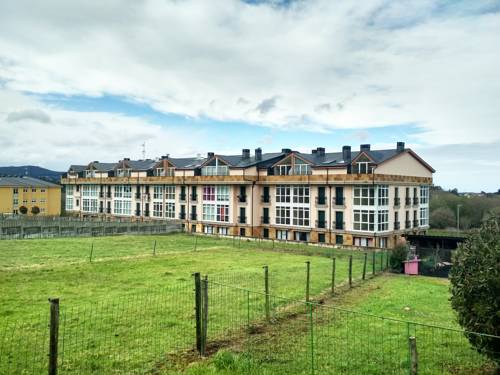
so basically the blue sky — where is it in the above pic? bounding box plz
[0,0,499,191]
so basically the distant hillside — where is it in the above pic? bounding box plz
[0,166,63,183]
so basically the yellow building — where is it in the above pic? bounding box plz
[0,176,61,216]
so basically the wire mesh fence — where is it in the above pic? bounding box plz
[1,253,497,374]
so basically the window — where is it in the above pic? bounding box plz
[292,186,310,204]
[82,185,99,197]
[202,158,229,176]
[40,189,46,193]
[420,207,429,226]
[377,210,389,231]
[420,186,429,205]
[153,202,163,217]
[379,237,387,248]
[154,168,164,176]
[276,230,288,240]
[217,205,229,222]
[292,160,311,175]
[276,185,291,203]
[239,228,246,236]
[66,197,74,210]
[378,185,389,206]
[276,206,291,225]
[66,185,74,195]
[113,200,132,215]
[165,203,175,219]
[116,168,131,177]
[353,162,372,174]
[353,209,375,231]
[216,186,230,202]
[203,186,216,201]
[83,198,98,213]
[85,170,95,178]
[353,187,375,206]
[202,204,228,222]
[32,188,36,193]
[165,186,175,200]
[40,199,46,204]
[218,227,228,235]
[263,228,269,238]
[276,164,291,176]
[335,235,343,245]
[292,207,310,226]
[13,198,19,206]
[153,185,163,200]
[13,188,18,194]
[23,188,28,193]
[318,233,326,243]
[31,199,36,203]
[204,225,214,234]
[114,185,132,198]
[23,199,28,205]
[202,186,229,222]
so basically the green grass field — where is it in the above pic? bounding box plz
[0,233,378,374]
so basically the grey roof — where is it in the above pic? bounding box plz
[168,157,207,169]
[68,165,86,172]
[0,176,61,188]
[127,159,157,171]
[89,162,117,172]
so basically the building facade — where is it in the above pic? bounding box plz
[61,142,434,248]
[0,176,62,216]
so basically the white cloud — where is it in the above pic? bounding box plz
[0,0,498,145]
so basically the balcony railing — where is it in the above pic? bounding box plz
[333,221,345,230]
[405,197,411,206]
[180,193,186,201]
[394,197,400,206]
[238,195,247,203]
[261,195,270,203]
[106,207,111,214]
[135,193,141,199]
[333,197,345,206]
[238,216,247,224]
[190,213,197,220]
[179,212,186,220]
[316,196,327,206]
[190,194,198,202]
[135,210,141,217]
[413,220,419,227]
[106,192,112,198]
[261,216,270,225]
[316,220,326,229]
[405,220,411,229]
[99,207,104,213]
[99,191,104,198]
[413,197,419,205]
[144,210,150,217]
[394,221,400,230]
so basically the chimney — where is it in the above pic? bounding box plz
[312,149,317,154]
[242,148,250,159]
[342,146,351,162]
[255,148,262,161]
[207,152,215,158]
[123,158,130,161]
[397,142,405,152]
[281,148,292,154]
[360,144,371,152]
[316,147,325,156]
[161,154,169,159]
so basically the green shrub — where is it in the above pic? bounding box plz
[19,206,28,215]
[389,244,408,273]
[449,215,500,366]
[31,206,40,215]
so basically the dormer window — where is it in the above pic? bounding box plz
[352,155,373,174]
[154,168,165,176]
[116,168,131,177]
[85,170,95,178]
[276,164,291,176]
[293,160,311,175]
[274,155,311,176]
[202,158,229,176]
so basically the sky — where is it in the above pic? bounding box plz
[0,0,499,192]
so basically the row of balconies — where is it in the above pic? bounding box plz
[394,220,421,230]
[394,197,420,207]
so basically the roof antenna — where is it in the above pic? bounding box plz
[141,142,146,159]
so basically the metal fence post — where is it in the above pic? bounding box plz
[48,298,60,375]
[194,235,198,251]
[201,276,208,356]
[386,250,390,270]
[362,253,367,280]
[372,252,376,276]
[263,266,270,321]
[153,240,157,256]
[380,251,383,272]
[305,261,311,302]
[331,257,336,294]
[348,255,353,288]
[409,336,418,375]
[89,242,94,263]
[193,273,202,354]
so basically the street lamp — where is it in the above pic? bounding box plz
[456,204,462,232]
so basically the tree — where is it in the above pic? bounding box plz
[430,207,455,229]
[389,243,408,273]
[19,206,28,215]
[31,206,40,215]
[449,215,500,366]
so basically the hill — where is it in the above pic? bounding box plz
[0,165,63,183]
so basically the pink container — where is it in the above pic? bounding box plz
[403,257,420,275]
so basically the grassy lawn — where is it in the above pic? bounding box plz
[0,233,383,374]
[176,275,496,375]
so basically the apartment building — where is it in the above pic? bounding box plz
[61,142,434,248]
[0,176,62,216]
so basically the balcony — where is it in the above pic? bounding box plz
[315,196,327,206]
[180,193,186,201]
[135,210,141,217]
[190,213,197,220]
[405,220,411,229]
[190,194,198,202]
[316,220,326,229]
[238,216,247,224]
[106,192,111,198]
[144,210,150,217]
[413,197,419,205]
[237,195,247,203]
[99,191,104,198]
[413,220,419,227]
[333,197,345,206]
[333,221,345,230]
[99,207,104,213]
[394,221,400,230]
[261,195,270,204]
[261,216,270,225]
[135,193,141,199]
[179,212,186,220]
[394,197,400,206]
[405,197,411,206]
[106,207,111,214]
